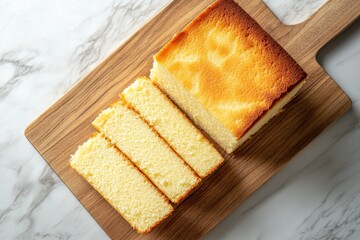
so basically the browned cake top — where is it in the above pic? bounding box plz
[155,0,307,138]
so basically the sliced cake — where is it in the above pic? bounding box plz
[151,0,307,153]
[121,77,224,178]
[92,100,201,203]
[70,133,173,234]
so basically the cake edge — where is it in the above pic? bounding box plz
[121,76,225,178]
[154,0,308,142]
[69,133,174,234]
[91,99,202,204]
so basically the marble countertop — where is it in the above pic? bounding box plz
[1,0,359,239]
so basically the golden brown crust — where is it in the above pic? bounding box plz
[200,156,225,177]
[90,132,100,138]
[173,177,203,205]
[155,0,307,139]
[135,206,174,234]
[172,157,224,205]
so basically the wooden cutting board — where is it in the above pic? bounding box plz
[25,0,360,239]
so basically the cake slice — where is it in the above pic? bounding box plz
[151,0,307,154]
[92,100,201,203]
[70,133,173,234]
[121,77,224,178]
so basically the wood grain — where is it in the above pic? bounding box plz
[25,0,360,239]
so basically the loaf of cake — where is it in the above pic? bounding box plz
[151,0,307,153]
[92,99,201,203]
[70,133,173,234]
[122,77,224,178]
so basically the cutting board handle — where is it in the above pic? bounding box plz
[263,0,360,63]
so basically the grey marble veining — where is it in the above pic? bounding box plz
[1,0,359,239]
[0,0,169,239]
[264,0,328,25]
[290,124,360,240]
[0,50,41,100]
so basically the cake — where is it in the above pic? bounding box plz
[151,0,307,153]
[121,77,224,178]
[70,133,173,234]
[92,99,201,203]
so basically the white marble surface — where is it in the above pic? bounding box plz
[264,0,328,25]
[0,0,359,239]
